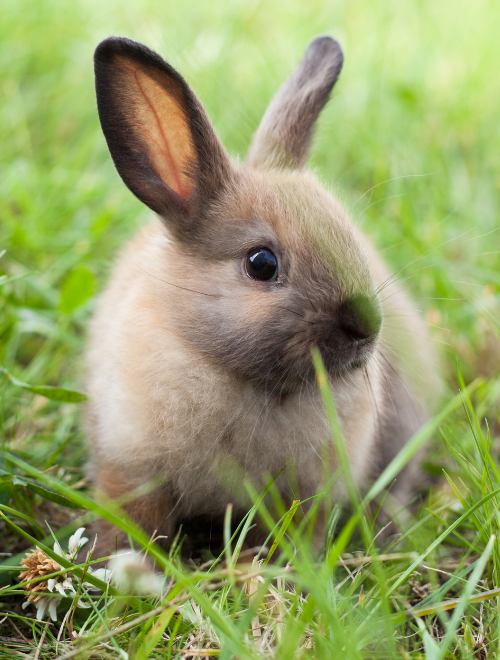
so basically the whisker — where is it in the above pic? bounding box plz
[305,291,318,314]
[132,260,220,298]
[277,307,315,326]
[383,313,424,318]
[375,228,475,296]
[376,349,420,411]
[439,280,484,288]
[380,286,465,305]
[420,297,466,301]
[464,226,500,242]
[352,172,434,210]
[277,306,305,319]
[427,324,451,332]
[379,337,439,374]
[374,352,398,418]
[357,193,406,221]
[286,335,308,354]
[381,324,451,346]
[377,263,443,295]
[380,289,415,305]
[363,365,381,434]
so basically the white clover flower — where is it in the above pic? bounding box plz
[54,527,89,561]
[85,566,110,585]
[108,550,165,595]
[20,527,110,622]
[47,576,75,596]
[22,595,60,622]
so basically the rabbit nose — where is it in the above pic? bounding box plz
[338,294,382,345]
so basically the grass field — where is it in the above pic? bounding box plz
[1,0,500,657]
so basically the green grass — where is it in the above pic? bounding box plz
[1,0,500,657]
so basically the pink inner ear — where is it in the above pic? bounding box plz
[119,59,196,200]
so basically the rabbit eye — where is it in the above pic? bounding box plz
[245,248,278,282]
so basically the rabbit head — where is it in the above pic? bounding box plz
[94,36,382,387]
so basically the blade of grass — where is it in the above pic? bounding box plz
[263,499,300,565]
[131,606,177,660]
[0,365,87,403]
[435,534,495,660]
[408,586,500,619]
[0,504,45,537]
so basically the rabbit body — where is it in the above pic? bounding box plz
[87,36,437,552]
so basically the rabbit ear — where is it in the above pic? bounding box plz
[246,36,343,170]
[94,37,230,220]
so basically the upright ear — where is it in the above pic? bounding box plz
[94,37,231,221]
[245,36,343,170]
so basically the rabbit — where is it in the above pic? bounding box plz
[87,34,439,557]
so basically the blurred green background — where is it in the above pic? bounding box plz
[1,1,500,653]
[1,0,500,400]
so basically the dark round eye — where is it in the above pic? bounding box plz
[245,248,278,282]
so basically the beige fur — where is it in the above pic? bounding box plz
[88,36,439,553]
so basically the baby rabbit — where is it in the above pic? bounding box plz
[88,35,438,555]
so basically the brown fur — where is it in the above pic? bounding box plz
[246,36,343,169]
[87,36,440,557]
[92,465,176,557]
